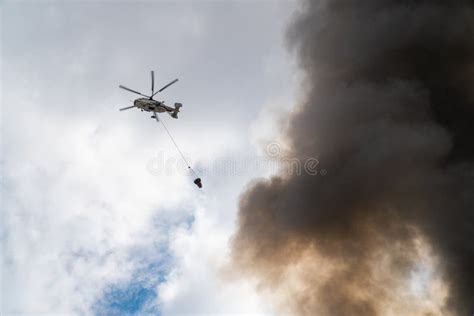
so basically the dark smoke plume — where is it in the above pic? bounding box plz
[231,1,474,315]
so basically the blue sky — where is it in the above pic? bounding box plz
[93,246,169,315]
[91,211,196,316]
[94,266,162,315]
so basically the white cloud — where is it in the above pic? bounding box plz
[157,205,274,315]
[2,101,195,313]
[1,1,297,315]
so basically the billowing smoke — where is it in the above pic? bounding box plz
[231,1,474,315]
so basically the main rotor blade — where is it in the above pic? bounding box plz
[119,85,150,98]
[119,105,136,111]
[152,78,179,97]
[151,71,155,95]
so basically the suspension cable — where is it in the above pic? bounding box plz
[158,118,199,178]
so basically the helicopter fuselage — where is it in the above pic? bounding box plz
[134,98,175,113]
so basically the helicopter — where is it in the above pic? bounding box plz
[117,71,202,189]
[118,71,182,122]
